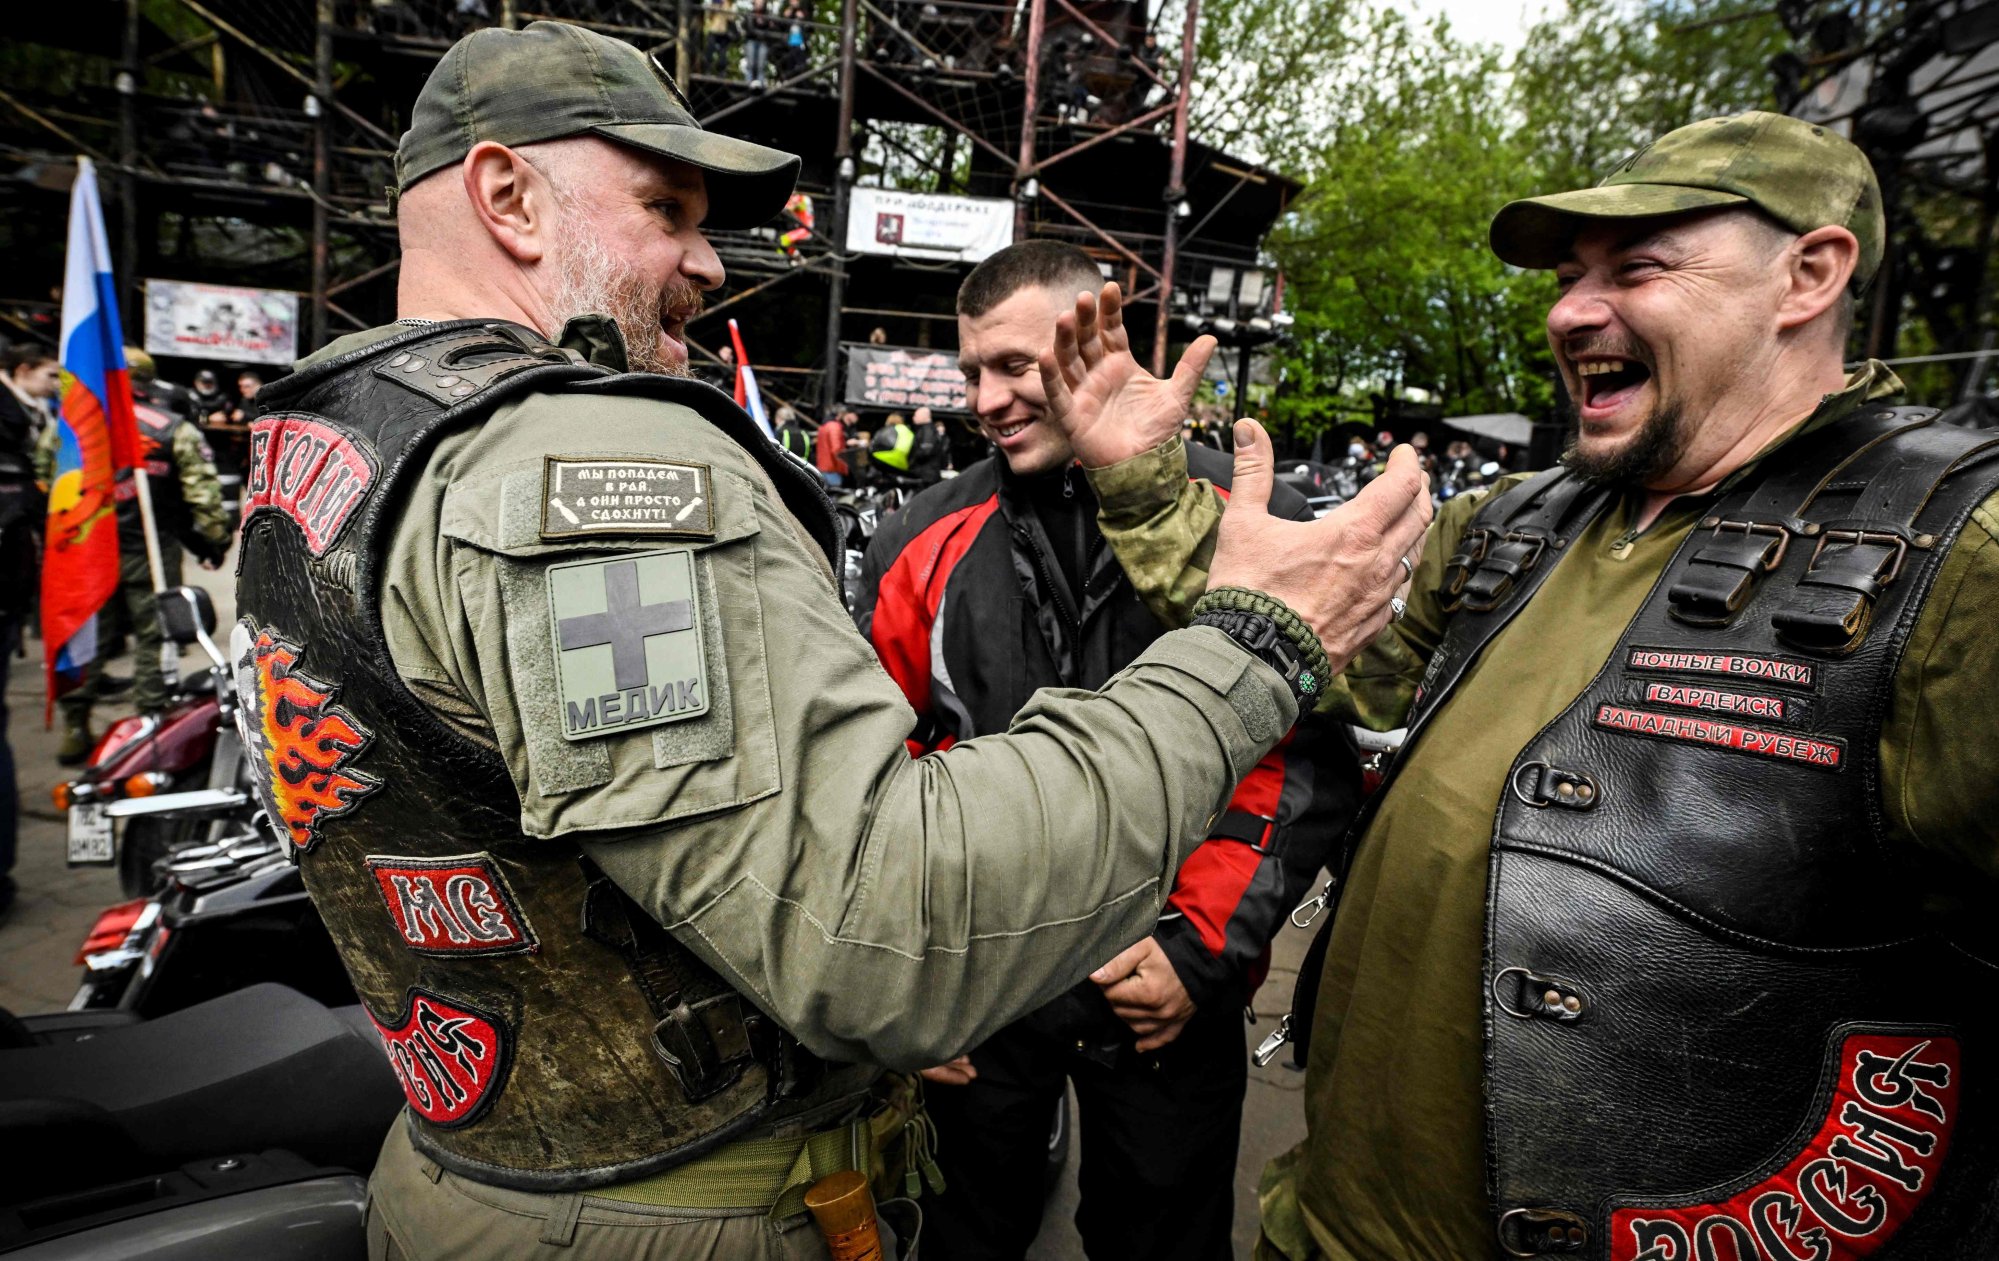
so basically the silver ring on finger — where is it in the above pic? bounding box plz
[1390,595,1408,624]
[1399,555,1415,582]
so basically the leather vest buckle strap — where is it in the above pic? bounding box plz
[1509,762,1599,810]
[1497,1207,1589,1256]
[1460,531,1553,612]
[652,991,760,1103]
[1492,966,1587,1022]
[1439,527,1493,611]
[1773,529,1910,654]
[1667,520,1790,626]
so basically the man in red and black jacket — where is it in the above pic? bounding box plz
[855,241,1354,1261]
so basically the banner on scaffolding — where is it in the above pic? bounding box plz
[842,344,969,413]
[143,279,299,366]
[844,188,1014,263]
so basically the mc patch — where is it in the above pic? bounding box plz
[1595,703,1844,770]
[368,988,511,1129]
[365,853,537,957]
[541,456,714,540]
[232,622,382,853]
[1611,1030,1959,1261]
[548,550,710,741]
[244,413,377,555]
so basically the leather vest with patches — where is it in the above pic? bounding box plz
[1385,405,1999,1259]
[232,320,870,1191]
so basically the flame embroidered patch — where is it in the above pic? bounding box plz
[369,989,510,1128]
[241,628,380,853]
[1610,1031,1960,1261]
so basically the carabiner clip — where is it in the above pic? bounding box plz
[1290,878,1336,929]
[1252,1015,1294,1067]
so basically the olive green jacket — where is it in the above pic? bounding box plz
[300,325,1295,1072]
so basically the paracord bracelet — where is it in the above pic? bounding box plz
[1192,587,1332,705]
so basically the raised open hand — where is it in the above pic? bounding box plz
[1211,420,1433,671]
[1039,282,1217,469]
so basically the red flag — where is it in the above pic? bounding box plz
[43,157,140,713]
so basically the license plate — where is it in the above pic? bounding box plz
[67,803,115,866]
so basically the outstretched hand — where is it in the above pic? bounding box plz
[1040,282,1217,469]
[1211,420,1432,672]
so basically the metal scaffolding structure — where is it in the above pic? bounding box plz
[1,0,1296,417]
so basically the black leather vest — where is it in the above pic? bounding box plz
[1387,406,1999,1259]
[232,320,867,1191]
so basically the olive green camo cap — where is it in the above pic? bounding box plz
[1489,111,1884,284]
[395,21,799,229]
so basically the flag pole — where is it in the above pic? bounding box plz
[131,465,167,594]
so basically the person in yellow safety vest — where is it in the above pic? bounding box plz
[869,412,914,475]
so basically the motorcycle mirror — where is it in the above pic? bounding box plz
[156,587,229,672]
[157,587,217,644]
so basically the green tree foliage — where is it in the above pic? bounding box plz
[1195,0,1790,439]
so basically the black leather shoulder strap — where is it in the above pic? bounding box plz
[1415,468,1614,733]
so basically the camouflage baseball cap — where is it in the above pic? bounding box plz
[1489,112,1884,285]
[394,21,799,229]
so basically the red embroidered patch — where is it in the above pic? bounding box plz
[1627,647,1816,689]
[369,989,510,1128]
[1595,703,1844,770]
[245,414,376,555]
[365,853,537,957]
[240,629,381,853]
[1611,1031,1959,1261]
[1642,682,1789,721]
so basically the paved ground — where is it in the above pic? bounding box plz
[0,559,1314,1258]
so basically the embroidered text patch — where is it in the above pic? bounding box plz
[541,456,714,539]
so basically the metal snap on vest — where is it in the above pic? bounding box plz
[1498,1207,1589,1256]
[1493,967,1589,1023]
[1510,763,1601,811]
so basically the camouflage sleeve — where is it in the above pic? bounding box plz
[172,422,230,543]
[1085,437,1222,631]
[33,418,58,487]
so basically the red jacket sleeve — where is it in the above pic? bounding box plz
[1156,712,1356,1007]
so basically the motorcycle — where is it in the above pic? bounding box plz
[54,587,244,897]
[0,981,400,1258]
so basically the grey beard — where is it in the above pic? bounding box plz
[1562,396,1689,488]
[545,228,690,378]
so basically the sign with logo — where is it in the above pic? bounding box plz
[843,344,967,413]
[143,279,298,366]
[844,187,1014,263]
[548,551,709,741]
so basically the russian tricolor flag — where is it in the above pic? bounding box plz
[727,318,773,440]
[42,157,139,709]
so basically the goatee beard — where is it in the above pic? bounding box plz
[545,226,696,378]
[1562,397,1689,487]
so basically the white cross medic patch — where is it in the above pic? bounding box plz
[547,550,711,741]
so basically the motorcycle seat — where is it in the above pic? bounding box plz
[0,984,401,1205]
